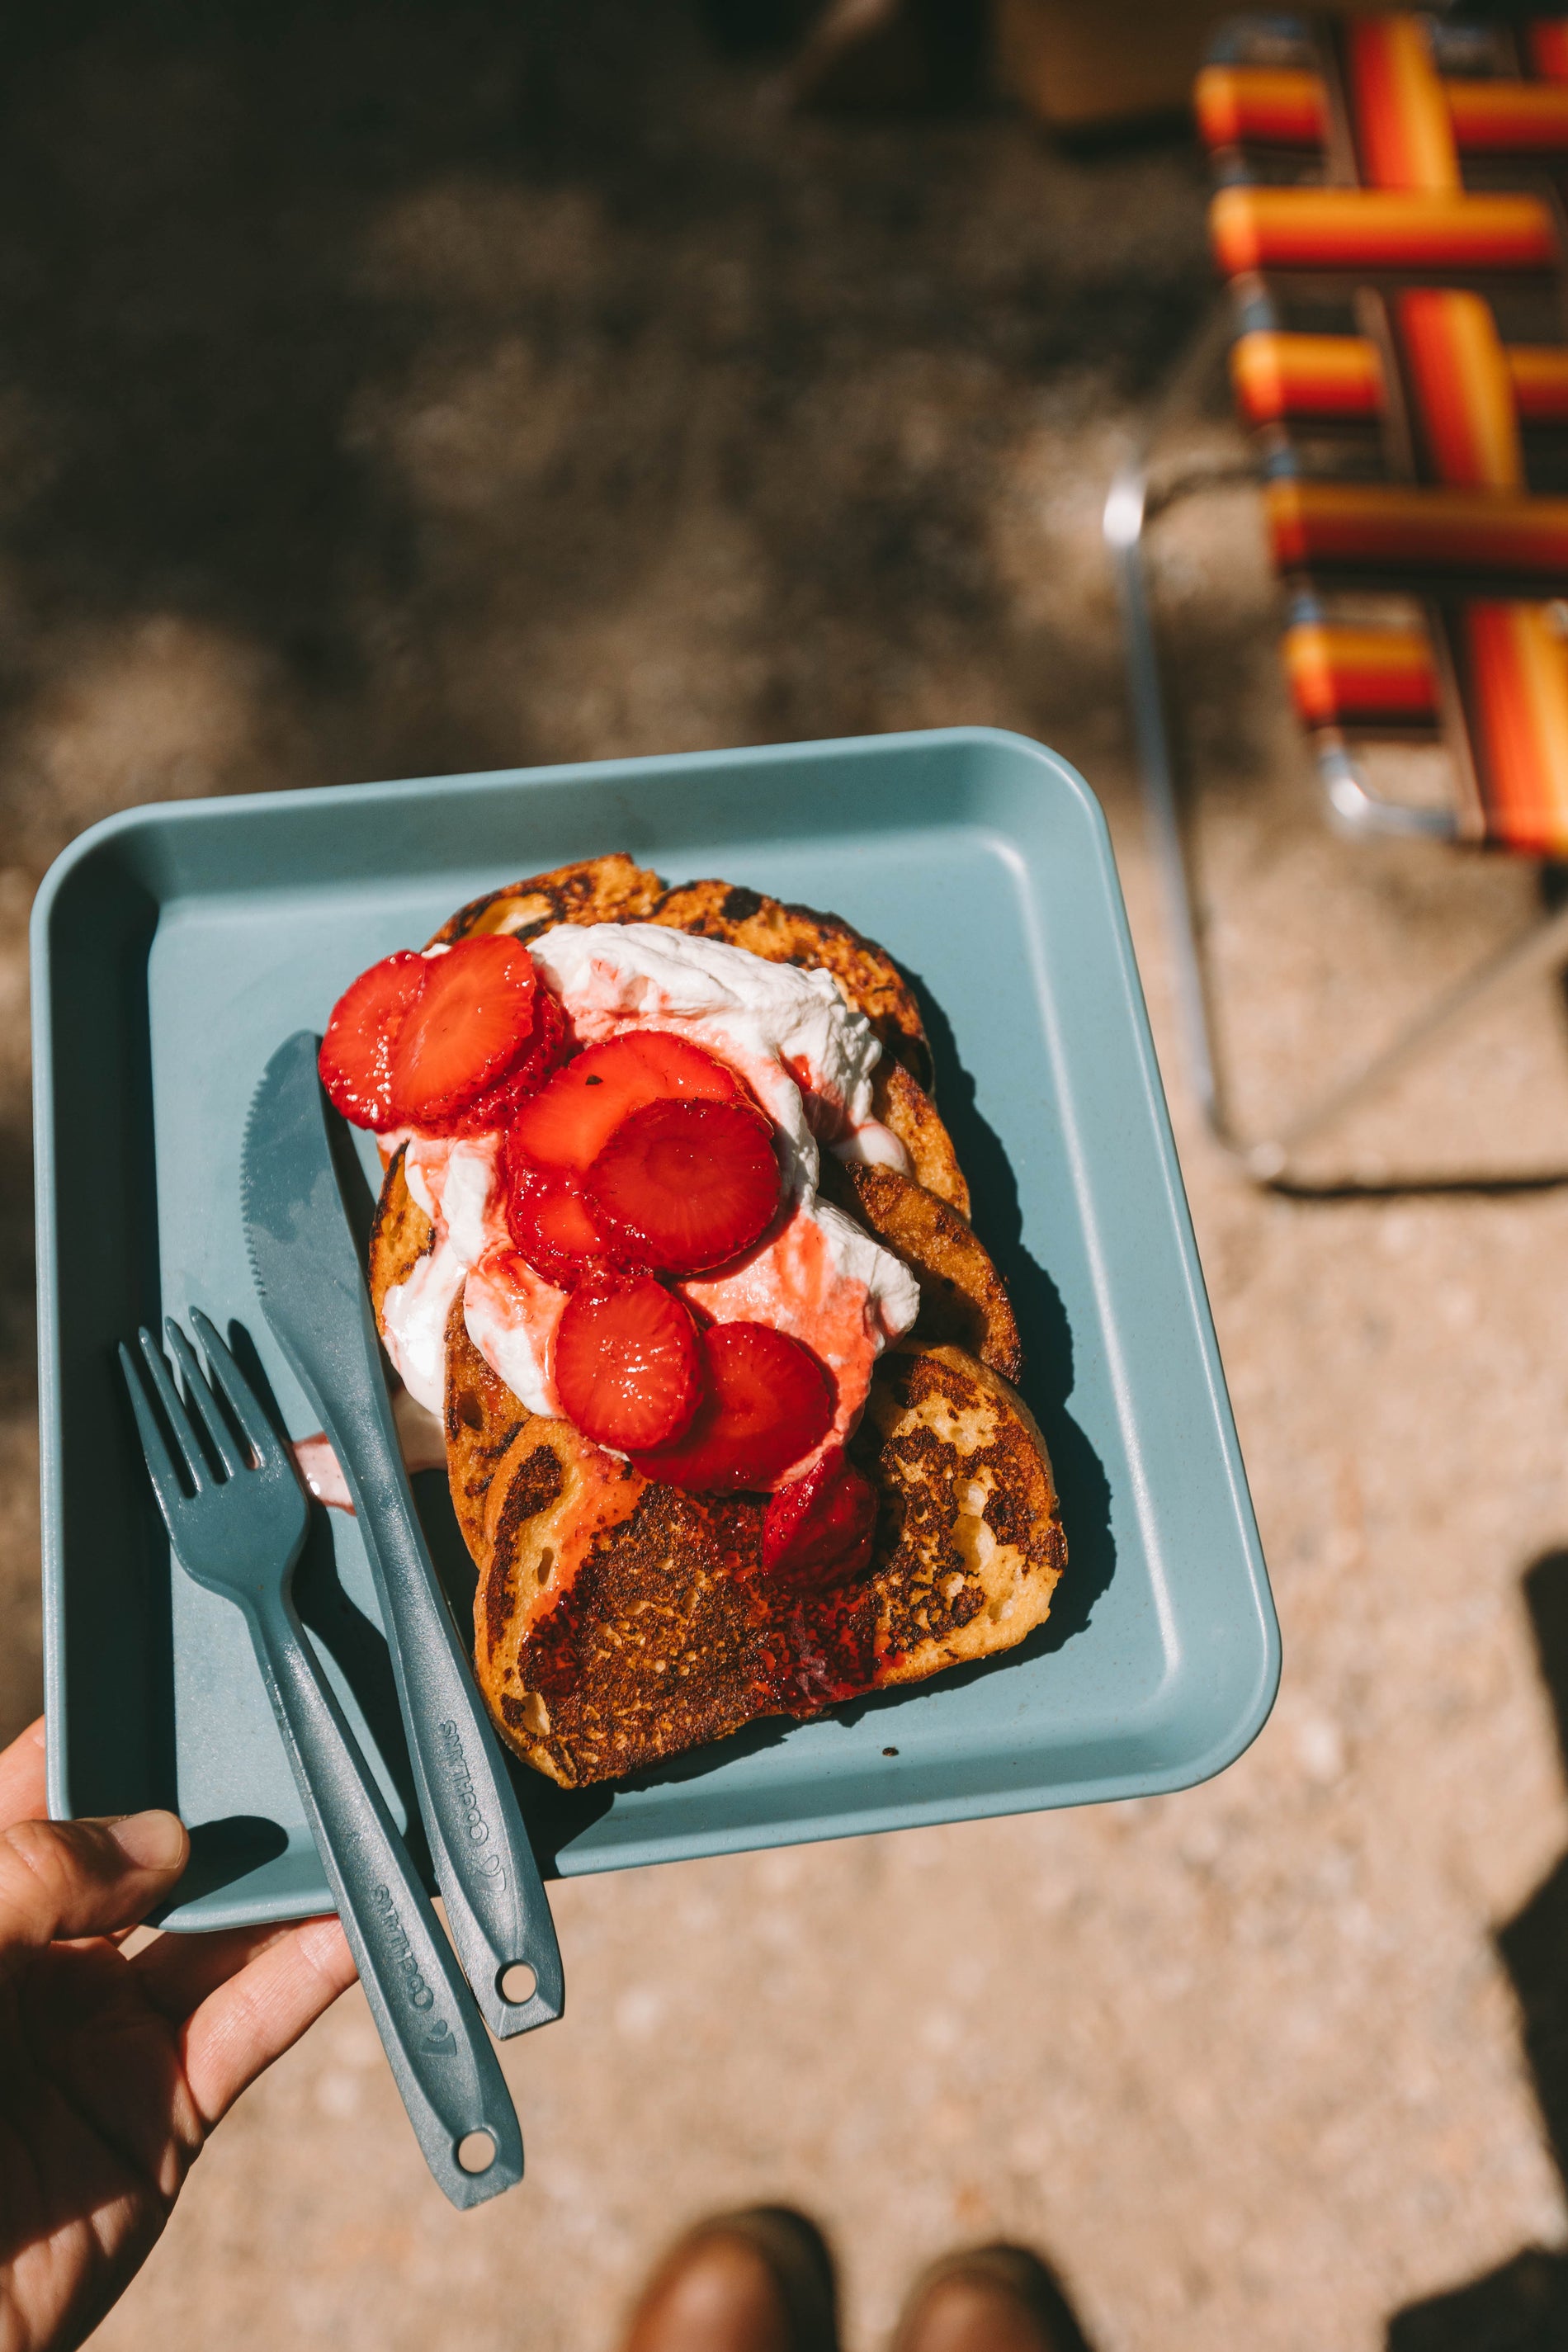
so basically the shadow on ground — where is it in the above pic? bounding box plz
[0,0,1212,1751]
[1388,1549,1568,2352]
[0,0,1209,876]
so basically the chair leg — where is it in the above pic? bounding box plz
[1105,456,1228,1145]
[1103,460,1568,1188]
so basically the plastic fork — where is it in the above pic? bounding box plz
[119,1309,522,2210]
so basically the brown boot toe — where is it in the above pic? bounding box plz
[890,2246,1091,2352]
[621,2207,838,2352]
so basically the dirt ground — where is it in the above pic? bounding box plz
[7,5,1568,2349]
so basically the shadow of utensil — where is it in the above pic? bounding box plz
[1386,1548,1568,2351]
[150,1813,291,1921]
[409,1465,615,1873]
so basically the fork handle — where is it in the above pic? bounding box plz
[316,1366,564,2039]
[244,1593,523,2210]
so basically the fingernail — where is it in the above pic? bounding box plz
[107,1810,187,1871]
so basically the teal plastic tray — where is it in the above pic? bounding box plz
[33,727,1278,1930]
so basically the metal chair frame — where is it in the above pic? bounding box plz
[1103,310,1568,1191]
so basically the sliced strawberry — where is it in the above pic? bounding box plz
[387,936,541,1127]
[761,1448,877,1587]
[507,1169,639,1289]
[585,1098,780,1274]
[507,1030,748,1180]
[553,1278,702,1452]
[319,951,427,1131]
[630,1322,833,1492]
[446,986,567,1136]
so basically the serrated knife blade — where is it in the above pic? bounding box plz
[242,1028,562,2038]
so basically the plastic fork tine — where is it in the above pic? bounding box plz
[116,1303,523,2208]
[188,1308,286,1469]
[118,1341,187,1513]
[135,1325,209,1492]
[163,1320,243,1478]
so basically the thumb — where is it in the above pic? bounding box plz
[0,1810,189,1958]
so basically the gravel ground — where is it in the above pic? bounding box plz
[6,7,1568,2350]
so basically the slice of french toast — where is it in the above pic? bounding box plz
[445,1308,1065,1788]
[364,853,1065,1785]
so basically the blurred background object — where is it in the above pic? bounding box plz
[994,0,1228,133]
[710,0,1401,135]
[1110,9,1568,1188]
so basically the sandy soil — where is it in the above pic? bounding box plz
[5,6,1568,2349]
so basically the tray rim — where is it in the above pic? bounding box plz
[32,725,1280,1889]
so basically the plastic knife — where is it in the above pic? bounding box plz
[241,1027,564,2038]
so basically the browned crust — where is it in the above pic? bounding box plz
[492,1481,771,1788]
[467,1338,1064,1788]
[644,876,933,1093]
[843,1164,1021,1380]
[870,1060,969,1217]
[859,1344,1064,1688]
[367,1145,434,1328]
[443,1290,531,1560]
[430,852,666,948]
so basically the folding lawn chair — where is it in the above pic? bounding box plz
[1105,10,1568,1184]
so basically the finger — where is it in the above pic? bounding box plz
[0,1809,189,1970]
[0,1717,48,1828]
[182,1913,357,2125]
[132,1917,306,2019]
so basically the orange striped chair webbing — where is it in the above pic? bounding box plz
[1349,15,1457,190]
[1463,605,1568,853]
[1444,78,1568,148]
[1531,21,1568,83]
[1230,332,1385,423]
[1348,20,1568,850]
[1266,481,1568,584]
[1195,64,1326,149]
[1398,290,1522,487]
[1197,63,1568,153]
[1282,620,1440,727]
[1231,331,1568,431]
[1209,186,1558,277]
[1203,12,1568,852]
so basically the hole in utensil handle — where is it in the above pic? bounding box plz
[456,2130,497,2175]
[498,1962,537,2005]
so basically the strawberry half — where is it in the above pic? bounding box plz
[447,985,567,1136]
[507,1030,749,1180]
[508,1169,638,1289]
[761,1448,877,1587]
[553,1277,702,1452]
[585,1098,780,1274]
[319,950,427,1131]
[388,936,542,1128]
[630,1321,834,1492]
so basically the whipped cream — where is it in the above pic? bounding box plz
[530,923,893,1199]
[464,1245,564,1419]
[380,1133,507,1414]
[376,917,921,1482]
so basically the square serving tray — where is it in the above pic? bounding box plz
[34,726,1278,1931]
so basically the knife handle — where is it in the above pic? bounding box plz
[326,1344,565,2042]
[247,1590,522,2208]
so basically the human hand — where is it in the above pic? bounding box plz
[0,1717,356,2352]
